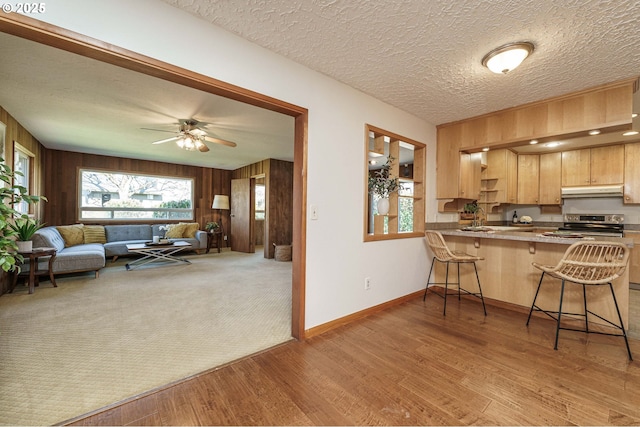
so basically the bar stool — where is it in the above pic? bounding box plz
[423,230,487,316]
[526,241,632,360]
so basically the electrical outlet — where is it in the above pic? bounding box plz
[364,277,371,290]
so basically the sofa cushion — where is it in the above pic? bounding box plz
[179,222,200,238]
[165,223,187,238]
[56,224,85,247]
[83,225,107,244]
[104,225,152,243]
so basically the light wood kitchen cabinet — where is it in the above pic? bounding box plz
[480,149,516,209]
[459,152,482,200]
[539,152,562,205]
[517,154,539,204]
[447,80,634,151]
[436,125,462,199]
[624,142,640,204]
[561,144,624,187]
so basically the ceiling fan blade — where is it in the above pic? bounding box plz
[152,136,180,144]
[196,140,210,152]
[141,127,178,134]
[204,136,237,148]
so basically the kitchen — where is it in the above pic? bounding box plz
[432,78,640,341]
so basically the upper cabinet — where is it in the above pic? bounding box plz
[561,145,624,187]
[451,81,633,151]
[436,79,635,207]
[624,142,640,204]
[538,152,562,205]
[517,154,540,204]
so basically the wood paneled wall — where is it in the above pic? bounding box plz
[42,149,232,234]
[233,159,293,258]
[0,106,45,219]
[0,107,46,294]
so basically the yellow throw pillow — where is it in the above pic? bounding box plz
[179,222,200,238]
[83,225,106,244]
[165,223,187,239]
[56,224,85,247]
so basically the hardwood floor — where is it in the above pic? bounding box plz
[68,295,640,426]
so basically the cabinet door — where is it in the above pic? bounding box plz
[517,154,539,204]
[505,149,518,203]
[459,153,481,200]
[436,126,462,199]
[539,152,562,204]
[561,148,591,187]
[624,143,640,203]
[590,144,624,185]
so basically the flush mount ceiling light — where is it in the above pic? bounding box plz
[482,42,534,74]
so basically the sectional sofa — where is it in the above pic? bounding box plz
[30,223,207,277]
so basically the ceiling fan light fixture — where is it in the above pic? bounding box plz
[482,42,534,74]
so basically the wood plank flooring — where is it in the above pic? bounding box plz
[68,295,640,426]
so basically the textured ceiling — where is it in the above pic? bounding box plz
[162,0,640,125]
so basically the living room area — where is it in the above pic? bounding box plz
[0,25,298,425]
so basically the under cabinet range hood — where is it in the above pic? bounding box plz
[561,185,624,198]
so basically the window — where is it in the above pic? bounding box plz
[364,124,426,241]
[79,169,194,221]
[255,183,265,220]
[13,144,33,215]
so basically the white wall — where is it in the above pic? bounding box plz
[34,0,436,329]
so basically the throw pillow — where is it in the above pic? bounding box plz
[83,225,107,244]
[56,224,85,247]
[179,222,200,238]
[165,223,187,239]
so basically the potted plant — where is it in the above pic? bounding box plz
[9,218,45,252]
[0,159,46,271]
[205,221,220,232]
[368,156,402,215]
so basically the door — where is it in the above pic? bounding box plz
[230,178,255,253]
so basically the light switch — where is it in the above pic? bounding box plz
[310,205,318,220]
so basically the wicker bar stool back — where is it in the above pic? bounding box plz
[526,240,632,360]
[423,230,487,316]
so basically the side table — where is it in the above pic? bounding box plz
[10,247,57,294]
[206,230,223,254]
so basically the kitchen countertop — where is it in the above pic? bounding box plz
[438,227,634,247]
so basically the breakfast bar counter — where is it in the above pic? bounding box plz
[432,228,633,326]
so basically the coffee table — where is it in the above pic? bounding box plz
[125,241,192,270]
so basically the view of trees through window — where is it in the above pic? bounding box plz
[79,169,194,220]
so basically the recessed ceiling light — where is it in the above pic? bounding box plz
[481,42,534,74]
[369,160,377,165]
[529,139,538,145]
[482,147,490,152]
[632,113,638,118]
[623,130,639,136]
[588,130,601,136]
[544,142,561,148]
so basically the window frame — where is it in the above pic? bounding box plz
[77,167,195,222]
[13,142,35,216]
[364,124,426,242]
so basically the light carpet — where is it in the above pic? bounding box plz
[0,250,292,426]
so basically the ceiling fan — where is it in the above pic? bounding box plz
[143,119,237,152]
